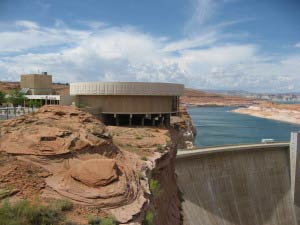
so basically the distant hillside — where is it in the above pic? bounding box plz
[181,88,259,106]
[0,82,20,93]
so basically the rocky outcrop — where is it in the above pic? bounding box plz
[0,105,181,225]
[171,106,197,149]
[0,106,108,155]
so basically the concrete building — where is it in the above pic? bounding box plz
[70,82,184,126]
[20,72,52,95]
[19,73,184,126]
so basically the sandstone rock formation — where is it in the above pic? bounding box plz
[0,105,181,224]
[0,106,108,155]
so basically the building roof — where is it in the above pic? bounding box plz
[70,82,184,96]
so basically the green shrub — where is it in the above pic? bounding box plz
[137,171,145,180]
[0,199,63,225]
[149,179,160,197]
[135,136,143,140]
[87,215,117,225]
[142,210,154,225]
[166,140,172,147]
[28,99,41,108]
[141,156,148,161]
[64,221,78,225]
[156,144,164,153]
[100,216,116,225]
[76,103,86,108]
[88,215,101,225]
[55,199,73,211]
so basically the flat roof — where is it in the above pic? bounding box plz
[25,95,60,100]
[70,82,184,96]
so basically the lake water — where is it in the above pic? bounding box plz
[187,106,300,147]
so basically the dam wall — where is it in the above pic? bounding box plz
[176,141,299,225]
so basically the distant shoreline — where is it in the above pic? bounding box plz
[185,104,250,108]
[232,104,300,125]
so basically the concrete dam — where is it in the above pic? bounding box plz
[176,134,300,225]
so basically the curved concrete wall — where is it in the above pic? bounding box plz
[176,144,297,225]
[77,95,176,113]
[70,82,184,96]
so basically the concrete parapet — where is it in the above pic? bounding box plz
[290,132,300,206]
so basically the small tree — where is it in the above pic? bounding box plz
[7,89,26,106]
[28,99,42,108]
[0,91,5,105]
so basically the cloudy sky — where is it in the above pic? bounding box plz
[0,0,300,92]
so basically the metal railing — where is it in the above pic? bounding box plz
[0,106,38,120]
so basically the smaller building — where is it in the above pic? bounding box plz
[20,72,52,95]
[20,72,72,106]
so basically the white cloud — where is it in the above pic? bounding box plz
[185,0,217,30]
[15,20,39,29]
[0,20,90,52]
[0,20,300,92]
[295,42,300,48]
[179,44,257,66]
[162,31,217,52]
[79,20,108,29]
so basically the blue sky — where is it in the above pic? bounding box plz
[0,0,300,92]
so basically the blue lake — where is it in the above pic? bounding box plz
[187,106,300,147]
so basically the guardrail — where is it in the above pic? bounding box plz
[0,107,38,120]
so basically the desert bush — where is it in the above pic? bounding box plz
[88,215,117,225]
[141,156,148,161]
[88,215,101,225]
[55,199,73,211]
[63,221,78,225]
[166,140,172,147]
[137,171,145,180]
[100,216,117,225]
[149,179,160,197]
[0,199,63,225]
[156,144,164,153]
[142,210,154,225]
